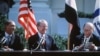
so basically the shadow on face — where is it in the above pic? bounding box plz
[5,21,16,34]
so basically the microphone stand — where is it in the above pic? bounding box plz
[30,37,44,54]
[0,37,7,50]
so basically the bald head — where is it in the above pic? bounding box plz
[84,22,95,31]
[5,20,16,34]
[83,22,95,37]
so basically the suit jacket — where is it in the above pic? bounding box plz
[74,34,100,47]
[0,32,24,50]
[28,33,58,51]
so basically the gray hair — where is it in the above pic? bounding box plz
[83,22,95,31]
[37,19,48,26]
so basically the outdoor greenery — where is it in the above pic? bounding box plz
[0,14,8,31]
[52,34,67,50]
[14,27,27,48]
[78,11,93,18]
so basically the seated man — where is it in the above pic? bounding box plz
[73,22,100,51]
[28,19,58,51]
[0,20,24,51]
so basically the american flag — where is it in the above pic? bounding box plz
[18,0,37,39]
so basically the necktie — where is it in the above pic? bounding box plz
[84,38,87,44]
[40,36,46,50]
[83,38,88,49]
[42,37,45,45]
[7,36,12,45]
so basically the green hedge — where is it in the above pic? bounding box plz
[78,11,93,18]
[52,34,67,50]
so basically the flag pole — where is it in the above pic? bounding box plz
[19,0,37,50]
[67,23,70,50]
[24,0,31,49]
[26,0,32,39]
[67,23,72,50]
[28,0,32,12]
[25,0,31,40]
[28,0,31,8]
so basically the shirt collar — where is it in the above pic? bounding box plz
[5,32,12,37]
[84,34,92,42]
[84,34,92,39]
[38,32,45,38]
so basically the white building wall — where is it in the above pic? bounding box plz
[9,0,94,37]
[50,0,95,37]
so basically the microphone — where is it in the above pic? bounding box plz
[72,38,88,51]
[0,37,7,49]
[0,37,7,44]
[33,37,44,51]
[30,37,45,54]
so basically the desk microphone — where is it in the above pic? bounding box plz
[31,37,44,51]
[0,37,7,44]
[30,37,44,54]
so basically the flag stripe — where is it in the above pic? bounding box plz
[28,10,37,24]
[27,16,37,35]
[20,1,27,4]
[19,7,28,12]
[94,8,100,18]
[19,10,28,17]
[94,22,100,35]
[18,17,32,35]
[18,0,37,39]
[93,0,100,36]
[65,0,77,11]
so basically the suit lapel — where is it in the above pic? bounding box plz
[0,32,5,38]
[89,35,94,42]
[10,34,15,45]
[35,33,41,48]
[45,35,52,50]
[80,34,84,44]
[44,35,48,49]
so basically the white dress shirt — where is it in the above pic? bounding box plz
[83,35,98,50]
[5,32,13,44]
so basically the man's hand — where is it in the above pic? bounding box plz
[72,44,84,51]
[2,46,14,51]
[89,43,97,51]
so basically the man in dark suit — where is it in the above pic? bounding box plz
[0,20,24,51]
[73,22,100,51]
[28,19,58,51]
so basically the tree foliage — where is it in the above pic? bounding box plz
[0,14,7,31]
[78,11,93,18]
[0,0,15,8]
[52,34,67,50]
[15,27,27,49]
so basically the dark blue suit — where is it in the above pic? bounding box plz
[28,33,58,51]
[74,34,100,50]
[0,32,24,50]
